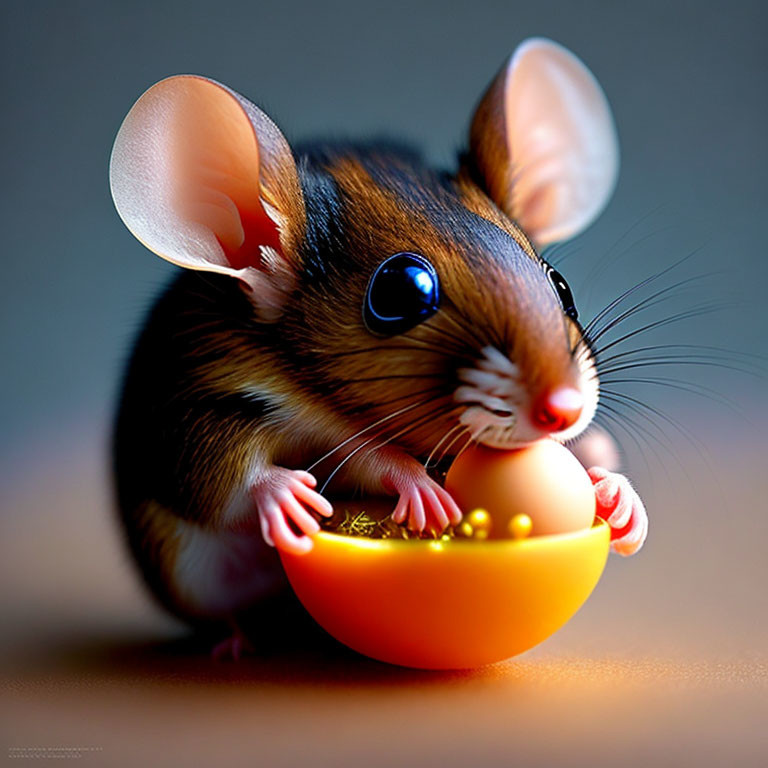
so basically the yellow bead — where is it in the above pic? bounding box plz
[467,508,489,524]
[508,513,533,540]
[467,508,492,535]
[458,521,474,538]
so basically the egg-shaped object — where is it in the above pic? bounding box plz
[445,440,596,538]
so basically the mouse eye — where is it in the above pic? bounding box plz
[364,252,440,335]
[547,266,578,322]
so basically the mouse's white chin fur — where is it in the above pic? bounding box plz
[454,345,599,448]
[457,406,557,449]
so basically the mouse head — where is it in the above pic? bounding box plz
[110,38,617,455]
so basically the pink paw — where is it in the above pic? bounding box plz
[385,468,463,534]
[253,468,333,555]
[588,467,648,556]
[211,631,253,662]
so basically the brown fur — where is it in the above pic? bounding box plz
[114,145,586,623]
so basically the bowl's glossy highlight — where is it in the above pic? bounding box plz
[279,518,610,669]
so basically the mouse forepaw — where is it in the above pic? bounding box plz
[588,467,648,556]
[387,468,463,535]
[252,468,333,555]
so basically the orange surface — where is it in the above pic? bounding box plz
[280,521,610,669]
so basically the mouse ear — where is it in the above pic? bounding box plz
[110,75,305,319]
[469,38,619,248]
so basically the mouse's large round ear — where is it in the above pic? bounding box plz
[469,38,619,249]
[110,75,305,320]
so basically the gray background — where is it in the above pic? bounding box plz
[2,4,767,766]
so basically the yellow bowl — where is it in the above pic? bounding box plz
[279,518,610,669]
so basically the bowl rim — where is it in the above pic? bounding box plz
[309,516,608,552]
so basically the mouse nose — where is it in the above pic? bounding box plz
[532,387,584,433]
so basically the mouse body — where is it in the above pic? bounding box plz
[110,38,647,640]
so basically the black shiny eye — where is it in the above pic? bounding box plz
[364,252,440,335]
[547,266,578,321]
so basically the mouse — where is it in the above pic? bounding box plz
[109,37,647,658]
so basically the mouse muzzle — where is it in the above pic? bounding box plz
[452,261,598,449]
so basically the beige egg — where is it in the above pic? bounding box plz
[445,440,596,538]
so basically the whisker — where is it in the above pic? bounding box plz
[595,357,758,379]
[352,404,464,472]
[436,426,473,467]
[594,343,767,371]
[452,424,488,467]
[595,401,663,484]
[601,388,710,456]
[425,423,465,470]
[564,203,667,278]
[599,391,708,487]
[598,375,743,416]
[586,273,721,344]
[600,395,679,459]
[580,223,684,298]
[582,245,706,339]
[590,414,627,462]
[591,304,729,358]
[319,401,459,494]
[305,398,431,473]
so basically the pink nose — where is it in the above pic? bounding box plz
[532,387,584,433]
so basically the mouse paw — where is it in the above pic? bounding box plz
[385,466,463,535]
[252,468,333,555]
[588,467,648,556]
